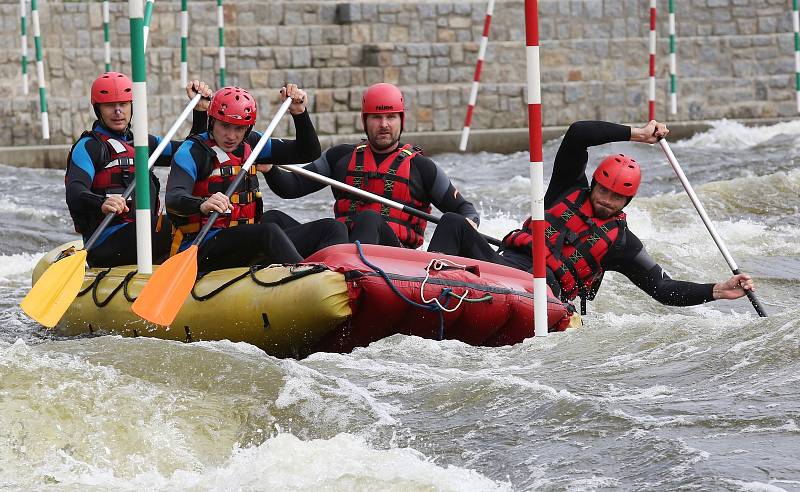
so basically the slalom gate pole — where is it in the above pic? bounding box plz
[129,0,152,274]
[648,0,657,121]
[217,0,225,86]
[524,0,547,337]
[794,0,800,112]
[31,0,48,139]
[180,0,188,87]
[668,0,677,114]
[103,0,111,71]
[459,0,495,152]
[143,0,154,47]
[20,0,28,95]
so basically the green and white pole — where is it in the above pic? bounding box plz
[31,0,48,139]
[20,0,28,95]
[180,0,188,87]
[102,0,111,72]
[794,0,800,112]
[217,0,225,86]
[668,0,677,114]
[129,0,152,274]
[142,0,154,48]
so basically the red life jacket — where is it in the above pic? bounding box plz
[333,143,430,248]
[172,135,263,235]
[65,130,159,235]
[502,189,626,301]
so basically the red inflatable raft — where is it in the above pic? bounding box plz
[304,243,572,354]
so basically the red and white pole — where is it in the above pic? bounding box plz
[648,0,657,121]
[524,0,547,337]
[459,0,495,152]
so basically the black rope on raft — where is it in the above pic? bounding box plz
[190,263,329,301]
[121,270,138,302]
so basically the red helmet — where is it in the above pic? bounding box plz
[361,83,405,130]
[208,87,258,126]
[91,72,133,105]
[593,154,641,197]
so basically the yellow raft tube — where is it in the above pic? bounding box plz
[32,241,352,358]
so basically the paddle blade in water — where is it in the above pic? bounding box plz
[131,245,198,326]
[20,249,88,328]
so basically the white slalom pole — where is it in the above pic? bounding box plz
[648,0,657,121]
[103,0,111,71]
[459,0,495,152]
[525,0,547,337]
[793,0,800,112]
[130,0,152,274]
[31,0,48,139]
[217,0,225,86]
[180,0,188,87]
[668,0,677,114]
[20,0,29,95]
[143,0,154,48]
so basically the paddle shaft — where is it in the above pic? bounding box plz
[274,163,504,247]
[82,94,202,252]
[191,97,293,246]
[659,139,768,317]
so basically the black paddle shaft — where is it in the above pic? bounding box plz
[399,204,503,247]
[83,179,138,251]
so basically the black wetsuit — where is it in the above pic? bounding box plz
[65,111,207,267]
[165,111,347,272]
[264,142,480,247]
[428,121,716,307]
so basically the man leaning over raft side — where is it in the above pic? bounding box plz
[427,120,756,314]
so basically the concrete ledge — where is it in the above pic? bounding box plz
[0,144,72,168]
[0,117,791,168]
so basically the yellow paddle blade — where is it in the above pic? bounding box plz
[131,245,198,326]
[20,249,88,328]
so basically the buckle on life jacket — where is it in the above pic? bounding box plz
[230,218,255,227]
[104,156,134,169]
[230,190,260,204]
[211,165,240,178]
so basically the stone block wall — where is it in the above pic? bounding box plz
[0,0,797,147]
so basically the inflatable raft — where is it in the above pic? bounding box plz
[32,242,573,358]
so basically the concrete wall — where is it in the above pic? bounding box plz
[0,0,797,156]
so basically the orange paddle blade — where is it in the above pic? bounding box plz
[20,249,88,328]
[131,245,199,326]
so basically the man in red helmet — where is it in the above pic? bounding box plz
[427,120,755,313]
[165,84,348,271]
[263,82,480,249]
[65,72,212,267]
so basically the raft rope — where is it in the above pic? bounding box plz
[191,264,326,301]
[354,241,493,340]
[76,264,326,307]
[420,259,471,313]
